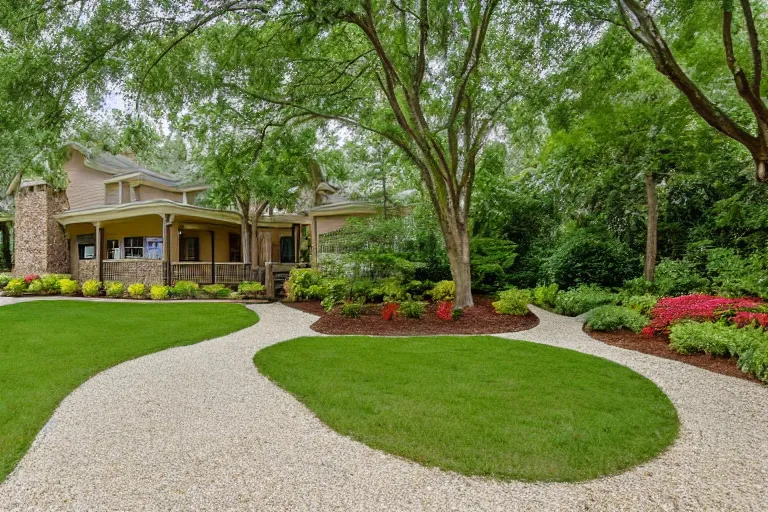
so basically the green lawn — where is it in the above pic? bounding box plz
[255,336,678,482]
[0,300,258,482]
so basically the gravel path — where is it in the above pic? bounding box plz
[0,302,766,511]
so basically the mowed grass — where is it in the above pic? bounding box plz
[255,336,678,482]
[0,300,258,482]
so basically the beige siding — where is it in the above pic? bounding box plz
[105,182,130,205]
[135,185,183,203]
[64,150,110,210]
[315,213,370,236]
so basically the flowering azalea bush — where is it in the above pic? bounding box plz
[24,274,40,285]
[644,294,765,335]
[381,302,399,321]
[732,311,768,329]
[436,301,454,321]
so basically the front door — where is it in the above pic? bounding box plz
[181,237,200,261]
[229,233,241,262]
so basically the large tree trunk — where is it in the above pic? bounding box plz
[644,172,659,281]
[238,199,251,265]
[436,205,474,309]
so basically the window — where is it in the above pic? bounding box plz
[77,234,96,260]
[106,240,120,260]
[280,236,295,263]
[124,237,144,259]
[145,237,163,260]
[229,233,241,262]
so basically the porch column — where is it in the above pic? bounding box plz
[93,222,103,282]
[162,214,171,285]
[293,224,300,263]
[210,230,215,284]
[311,217,318,266]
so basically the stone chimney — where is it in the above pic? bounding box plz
[13,181,70,276]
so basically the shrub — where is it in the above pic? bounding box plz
[0,273,12,288]
[646,294,764,335]
[41,274,65,293]
[370,278,407,302]
[532,283,558,309]
[653,259,710,297]
[82,280,101,297]
[321,295,339,312]
[24,274,40,285]
[340,301,362,318]
[586,306,648,333]
[492,287,532,315]
[545,227,636,289]
[238,281,265,299]
[285,268,323,301]
[554,285,617,316]
[4,278,26,296]
[399,299,427,319]
[127,283,146,298]
[105,281,125,298]
[621,295,659,315]
[150,285,170,300]
[428,280,455,302]
[27,280,43,293]
[202,284,231,299]
[436,301,454,320]
[622,277,656,296]
[382,302,399,321]
[58,279,79,296]
[470,237,518,293]
[170,281,199,299]
[738,340,768,382]
[706,248,768,299]
[732,311,768,328]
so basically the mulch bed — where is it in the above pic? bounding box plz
[283,297,539,335]
[586,328,760,383]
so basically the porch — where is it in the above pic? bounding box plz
[0,213,11,271]
[55,200,311,291]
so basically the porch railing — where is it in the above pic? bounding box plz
[171,262,251,285]
[102,260,165,286]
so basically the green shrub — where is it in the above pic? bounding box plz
[554,285,618,316]
[404,279,429,298]
[82,280,101,297]
[321,295,339,312]
[0,273,11,288]
[58,279,79,296]
[127,283,146,298]
[738,341,768,383]
[41,274,68,293]
[4,278,26,296]
[706,248,768,298]
[238,281,265,299]
[349,279,375,301]
[532,283,558,309]
[285,268,323,301]
[653,259,709,297]
[105,281,125,298]
[622,277,656,296]
[27,280,43,293]
[399,299,427,319]
[340,301,363,318]
[470,237,518,293]
[545,227,637,289]
[369,278,408,302]
[150,285,170,300]
[171,281,199,299]
[428,280,455,302]
[669,321,766,362]
[202,284,231,299]
[586,306,648,333]
[621,294,659,315]
[492,287,532,315]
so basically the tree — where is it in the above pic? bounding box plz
[601,0,768,182]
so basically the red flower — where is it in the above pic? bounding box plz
[382,302,399,321]
[436,301,454,321]
[24,274,40,284]
[732,311,768,329]
[646,294,764,335]
[641,326,655,337]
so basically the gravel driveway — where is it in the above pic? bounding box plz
[0,301,766,511]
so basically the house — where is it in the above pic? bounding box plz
[5,143,382,293]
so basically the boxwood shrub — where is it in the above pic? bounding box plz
[492,287,531,315]
[554,285,618,316]
[82,280,102,297]
[105,281,125,298]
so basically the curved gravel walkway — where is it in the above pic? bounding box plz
[0,302,766,511]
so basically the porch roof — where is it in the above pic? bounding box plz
[0,212,12,223]
[55,199,243,226]
[54,199,313,227]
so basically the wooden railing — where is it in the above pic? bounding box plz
[171,262,251,285]
[102,260,165,286]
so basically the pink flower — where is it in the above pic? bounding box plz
[646,294,764,335]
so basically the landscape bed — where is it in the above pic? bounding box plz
[586,327,760,383]
[255,335,679,482]
[284,297,539,335]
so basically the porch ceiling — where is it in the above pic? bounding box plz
[55,199,243,227]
